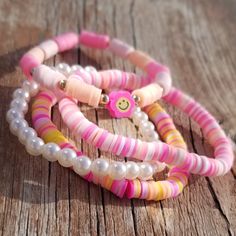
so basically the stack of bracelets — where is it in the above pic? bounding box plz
[6,30,234,201]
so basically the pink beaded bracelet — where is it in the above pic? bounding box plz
[20,30,171,109]
[60,88,234,176]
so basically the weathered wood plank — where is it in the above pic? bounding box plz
[0,0,235,235]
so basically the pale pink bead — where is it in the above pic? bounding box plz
[27,47,45,63]
[132,83,163,107]
[33,65,66,91]
[79,30,109,49]
[109,38,134,58]
[53,32,79,52]
[154,72,172,95]
[65,76,102,107]
[39,40,59,59]
[146,61,172,95]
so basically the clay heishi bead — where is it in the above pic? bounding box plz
[39,40,59,59]
[65,75,102,107]
[33,65,66,91]
[53,32,79,52]
[79,30,109,49]
[109,38,134,58]
[132,83,163,107]
[127,50,154,70]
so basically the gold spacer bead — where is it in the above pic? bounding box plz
[132,94,141,105]
[58,79,67,90]
[100,94,109,105]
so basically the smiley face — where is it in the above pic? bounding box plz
[116,97,130,112]
[106,90,136,118]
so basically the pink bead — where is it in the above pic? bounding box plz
[109,38,134,58]
[146,62,172,95]
[65,75,102,107]
[53,32,79,52]
[79,30,109,49]
[39,40,59,59]
[132,83,163,107]
[19,54,41,79]
[33,65,66,91]
[126,181,135,199]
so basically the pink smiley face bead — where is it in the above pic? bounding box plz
[106,91,136,118]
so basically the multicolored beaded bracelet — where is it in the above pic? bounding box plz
[31,90,188,200]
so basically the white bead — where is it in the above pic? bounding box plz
[6,108,23,123]
[10,98,28,114]
[145,131,159,142]
[56,63,71,75]
[139,121,155,135]
[139,163,154,180]
[125,161,140,180]
[152,161,166,173]
[42,143,60,162]
[132,111,149,126]
[22,80,39,97]
[134,107,141,113]
[91,158,109,176]
[108,162,127,180]
[132,112,143,125]
[57,148,77,167]
[85,66,96,72]
[140,112,149,121]
[26,137,44,156]
[13,88,30,102]
[70,65,83,74]
[73,156,91,176]
[18,127,37,144]
[10,118,28,136]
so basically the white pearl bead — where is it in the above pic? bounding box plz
[139,163,154,180]
[91,158,109,176]
[145,131,159,142]
[70,65,83,74]
[56,63,71,75]
[85,66,96,72]
[26,137,44,156]
[18,127,37,144]
[132,111,148,126]
[108,162,127,180]
[13,88,30,102]
[57,148,77,167]
[125,161,140,180]
[10,118,28,136]
[6,108,23,123]
[22,80,39,97]
[134,107,141,113]
[139,121,155,135]
[10,98,28,114]
[73,156,91,176]
[42,143,61,162]
[152,161,166,173]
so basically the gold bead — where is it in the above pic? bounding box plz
[58,79,67,90]
[100,94,109,105]
[132,94,141,104]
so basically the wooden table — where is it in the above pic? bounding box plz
[0,0,235,235]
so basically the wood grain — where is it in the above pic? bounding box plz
[0,0,236,235]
